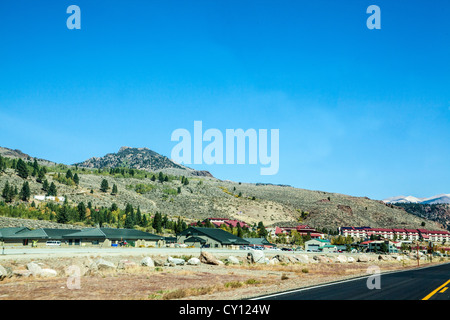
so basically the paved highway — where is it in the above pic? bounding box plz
[252,262,450,300]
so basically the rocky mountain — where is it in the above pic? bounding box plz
[384,194,450,205]
[74,146,213,178]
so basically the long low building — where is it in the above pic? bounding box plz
[177,227,249,249]
[62,228,165,247]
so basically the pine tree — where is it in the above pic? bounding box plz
[0,155,5,172]
[151,175,156,182]
[111,184,118,195]
[73,173,80,185]
[16,159,28,179]
[158,172,164,183]
[136,207,142,226]
[152,212,162,233]
[57,206,69,224]
[66,169,73,180]
[100,179,109,192]
[42,179,49,192]
[37,168,45,183]
[47,182,57,196]
[2,181,11,202]
[77,202,86,221]
[19,181,31,201]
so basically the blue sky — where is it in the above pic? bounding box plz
[0,0,449,200]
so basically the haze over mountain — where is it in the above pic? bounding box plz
[384,194,450,205]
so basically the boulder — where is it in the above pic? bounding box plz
[199,252,221,265]
[248,250,265,264]
[167,257,185,266]
[40,268,58,277]
[273,255,289,264]
[268,258,279,265]
[0,265,9,280]
[27,262,43,276]
[13,269,32,277]
[227,256,240,265]
[141,257,155,267]
[187,258,201,266]
[347,256,355,263]
[313,255,331,263]
[118,260,138,270]
[295,254,310,264]
[357,255,369,262]
[153,258,165,267]
[335,255,348,263]
[95,259,115,270]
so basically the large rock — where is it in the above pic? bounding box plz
[187,258,201,266]
[199,252,221,265]
[141,257,155,267]
[247,250,266,264]
[347,256,355,263]
[153,258,165,267]
[227,256,240,265]
[313,255,331,263]
[357,255,369,262]
[168,256,185,266]
[0,265,9,280]
[273,255,290,264]
[335,255,348,263]
[40,269,58,277]
[295,254,310,264]
[118,260,138,270]
[27,262,43,276]
[13,269,32,277]
[95,259,115,270]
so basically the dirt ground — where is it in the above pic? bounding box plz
[0,253,445,300]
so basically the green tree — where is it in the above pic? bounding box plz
[19,181,31,202]
[2,181,13,203]
[37,168,46,183]
[73,173,80,185]
[0,155,6,172]
[111,184,118,195]
[56,206,69,224]
[257,221,268,238]
[152,212,163,233]
[16,159,28,179]
[47,182,57,196]
[158,172,164,183]
[100,179,109,192]
[77,202,86,221]
[42,179,49,192]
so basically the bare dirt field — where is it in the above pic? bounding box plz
[0,250,446,300]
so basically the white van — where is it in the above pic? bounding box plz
[46,241,61,246]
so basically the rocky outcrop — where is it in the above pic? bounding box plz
[199,252,221,265]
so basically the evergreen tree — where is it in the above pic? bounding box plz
[73,173,80,185]
[56,205,69,224]
[151,175,156,182]
[77,202,86,221]
[142,214,148,227]
[164,175,169,182]
[158,172,164,183]
[124,213,135,229]
[16,159,28,179]
[100,179,109,192]
[47,182,57,196]
[66,169,73,180]
[257,221,268,238]
[152,212,163,233]
[2,181,13,203]
[183,177,189,185]
[136,206,142,226]
[111,184,118,195]
[42,179,49,192]
[0,155,5,172]
[37,168,45,183]
[19,181,31,202]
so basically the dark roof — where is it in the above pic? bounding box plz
[6,228,81,240]
[0,227,30,239]
[243,237,276,246]
[178,227,249,245]
[63,228,164,241]
[184,236,206,244]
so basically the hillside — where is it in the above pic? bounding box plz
[0,146,445,231]
[394,203,450,231]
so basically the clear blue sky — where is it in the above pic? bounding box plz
[0,1,449,200]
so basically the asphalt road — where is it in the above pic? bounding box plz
[253,262,450,300]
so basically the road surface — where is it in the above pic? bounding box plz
[252,262,450,300]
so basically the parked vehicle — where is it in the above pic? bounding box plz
[46,241,61,246]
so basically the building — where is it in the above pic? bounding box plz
[5,228,81,246]
[321,244,337,253]
[305,239,331,252]
[0,227,31,245]
[243,237,276,249]
[274,225,324,239]
[177,227,249,249]
[366,240,399,253]
[63,228,164,247]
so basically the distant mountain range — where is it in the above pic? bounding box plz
[384,194,450,205]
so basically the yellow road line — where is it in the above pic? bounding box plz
[422,280,450,300]
[439,287,448,293]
